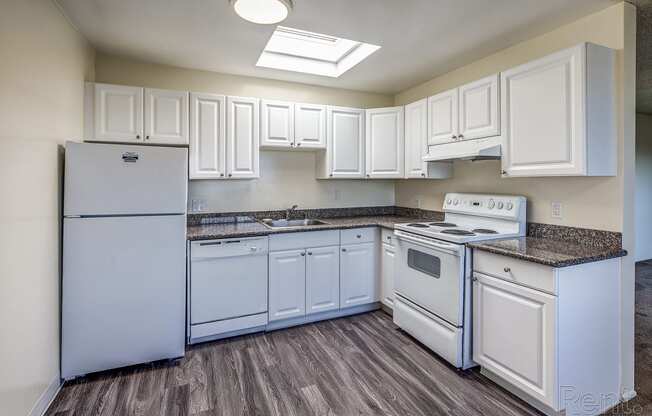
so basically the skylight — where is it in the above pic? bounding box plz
[256,26,381,77]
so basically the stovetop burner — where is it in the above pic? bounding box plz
[441,229,476,236]
[407,223,429,228]
[472,228,498,234]
[429,222,457,227]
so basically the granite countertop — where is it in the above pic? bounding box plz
[187,215,432,241]
[468,237,627,268]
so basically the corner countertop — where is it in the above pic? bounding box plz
[186,215,434,241]
[467,237,627,268]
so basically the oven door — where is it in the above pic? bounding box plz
[393,230,465,326]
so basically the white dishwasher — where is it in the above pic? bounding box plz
[188,236,269,344]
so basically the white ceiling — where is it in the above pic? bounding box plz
[56,0,618,94]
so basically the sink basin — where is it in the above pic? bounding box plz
[261,218,329,228]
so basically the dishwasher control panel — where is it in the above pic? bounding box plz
[190,236,269,259]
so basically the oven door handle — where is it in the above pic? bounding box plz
[393,230,463,255]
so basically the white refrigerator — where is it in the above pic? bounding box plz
[62,142,188,379]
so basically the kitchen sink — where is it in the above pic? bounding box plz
[260,218,329,228]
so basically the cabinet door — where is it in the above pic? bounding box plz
[93,83,143,143]
[226,96,260,178]
[295,103,326,149]
[189,93,226,179]
[458,74,499,141]
[380,243,395,309]
[473,273,557,408]
[269,250,306,322]
[327,106,365,178]
[261,100,294,148]
[404,99,428,178]
[427,88,458,145]
[501,45,585,176]
[306,245,340,314]
[365,107,404,178]
[340,242,377,308]
[144,88,189,145]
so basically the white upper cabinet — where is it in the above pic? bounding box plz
[318,106,365,178]
[295,103,326,149]
[428,88,458,145]
[365,107,405,179]
[458,74,499,141]
[92,83,144,143]
[189,93,226,180]
[144,88,189,145]
[226,96,260,179]
[405,99,452,179]
[261,99,294,148]
[501,43,616,177]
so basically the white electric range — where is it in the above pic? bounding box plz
[392,193,526,369]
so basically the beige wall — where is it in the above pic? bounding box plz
[0,1,94,415]
[394,2,637,397]
[636,113,652,261]
[95,53,396,212]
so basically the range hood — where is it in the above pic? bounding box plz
[423,136,502,162]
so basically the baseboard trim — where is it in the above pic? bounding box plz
[622,388,637,401]
[29,375,62,416]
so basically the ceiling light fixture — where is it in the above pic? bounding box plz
[230,0,293,25]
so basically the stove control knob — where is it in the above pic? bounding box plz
[487,199,495,209]
[454,199,459,206]
[506,202,514,211]
[497,201,504,209]
[447,199,452,205]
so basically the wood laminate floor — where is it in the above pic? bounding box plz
[46,261,652,416]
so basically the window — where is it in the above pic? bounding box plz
[256,26,380,77]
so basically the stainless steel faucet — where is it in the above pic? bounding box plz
[285,204,298,220]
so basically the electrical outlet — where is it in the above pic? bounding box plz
[191,199,206,212]
[551,201,562,219]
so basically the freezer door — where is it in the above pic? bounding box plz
[64,142,188,216]
[62,215,186,379]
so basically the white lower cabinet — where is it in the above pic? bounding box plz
[380,230,395,309]
[473,272,557,408]
[472,251,621,416]
[268,249,306,322]
[306,245,340,314]
[340,242,378,308]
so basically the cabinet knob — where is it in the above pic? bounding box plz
[501,170,507,175]
[356,235,361,238]
[301,252,306,256]
[297,143,301,146]
[421,173,426,177]
[472,276,478,282]
[290,143,294,146]
[146,135,150,140]
[458,134,464,139]
[503,267,511,273]
[228,173,233,177]
[452,135,457,140]
[329,174,333,177]
[307,252,312,255]
[386,236,391,240]
[366,174,370,178]
[220,173,224,177]
[342,248,347,252]
[136,135,141,139]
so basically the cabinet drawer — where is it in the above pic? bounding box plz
[269,230,339,251]
[473,251,557,295]
[380,228,395,246]
[341,227,378,245]
[191,237,268,259]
